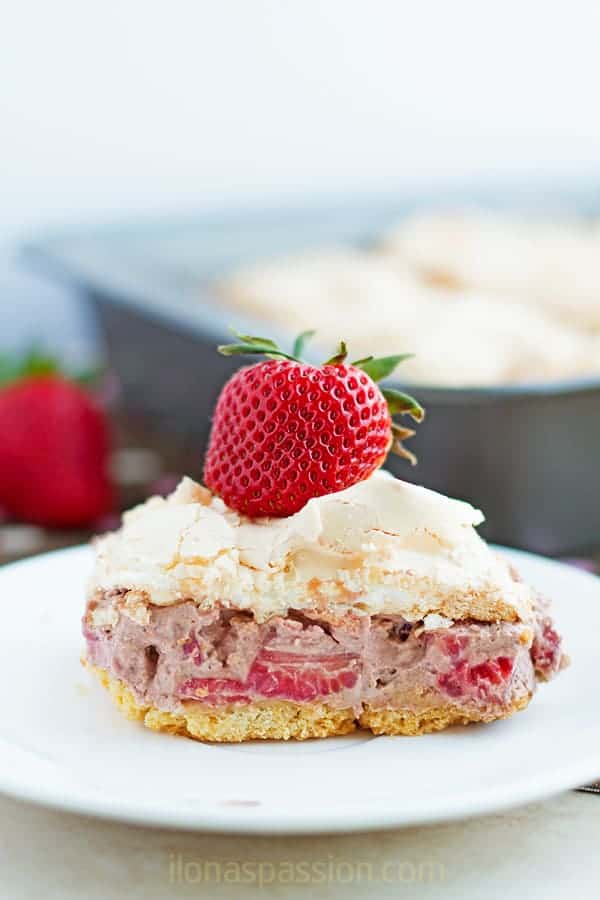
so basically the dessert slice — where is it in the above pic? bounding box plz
[83,471,566,741]
[82,332,566,741]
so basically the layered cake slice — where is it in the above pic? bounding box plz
[83,471,566,741]
[83,332,566,741]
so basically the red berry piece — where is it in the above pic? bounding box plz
[438,659,469,698]
[438,655,514,701]
[204,331,423,517]
[180,651,359,704]
[531,621,563,679]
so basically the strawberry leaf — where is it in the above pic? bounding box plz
[220,329,302,362]
[292,329,316,359]
[351,355,374,368]
[355,354,413,382]
[0,347,103,389]
[229,328,279,350]
[381,388,425,423]
[0,356,19,384]
[218,343,298,361]
[0,348,59,387]
[11,348,58,380]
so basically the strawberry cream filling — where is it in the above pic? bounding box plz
[84,590,565,717]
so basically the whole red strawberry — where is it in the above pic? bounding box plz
[204,331,423,517]
[0,375,114,527]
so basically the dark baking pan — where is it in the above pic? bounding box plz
[24,182,600,555]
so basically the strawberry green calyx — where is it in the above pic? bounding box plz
[0,347,104,389]
[292,329,316,358]
[380,387,424,423]
[324,340,348,366]
[390,422,418,465]
[353,354,412,381]
[217,328,424,466]
[0,348,60,385]
[217,332,299,362]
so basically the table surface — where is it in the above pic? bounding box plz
[2,791,600,899]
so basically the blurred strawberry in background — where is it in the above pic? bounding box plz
[0,351,114,527]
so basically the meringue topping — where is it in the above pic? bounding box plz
[90,470,532,623]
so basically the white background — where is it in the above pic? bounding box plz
[3,0,600,242]
[2,0,600,347]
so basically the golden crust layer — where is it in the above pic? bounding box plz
[359,694,532,736]
[87,664,532,741]
[89,665,356,742]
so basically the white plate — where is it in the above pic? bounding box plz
[0,545,598,834]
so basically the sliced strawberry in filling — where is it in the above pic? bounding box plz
[531,621,563,679]
[438,655,515,700]
[180,650,360,705]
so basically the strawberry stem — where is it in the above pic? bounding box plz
[323,340,348,366]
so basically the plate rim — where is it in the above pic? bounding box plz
[0,543,598,835]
